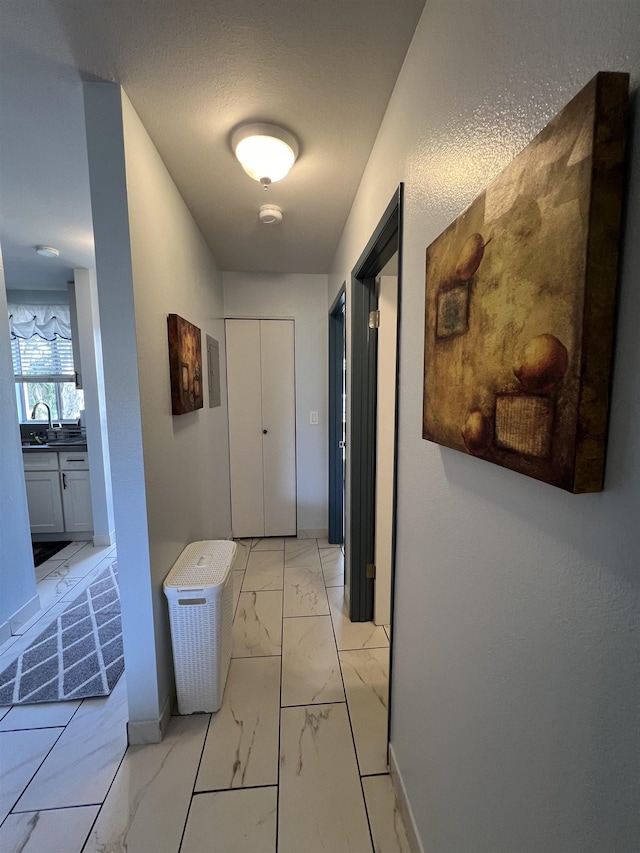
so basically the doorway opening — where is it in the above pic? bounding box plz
[331,186,403,626]
[328,287,346,546]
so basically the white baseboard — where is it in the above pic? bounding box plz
[389,743,425,853]
[93,531,116,547]
[8,594,41,635]
[127,692,173,745]
[297,528,329,540]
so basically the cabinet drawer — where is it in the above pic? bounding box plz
[22,451,59,472]
[59,451,89,470]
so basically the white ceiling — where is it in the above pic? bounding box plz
[0,0,425,291]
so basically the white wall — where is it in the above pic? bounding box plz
[0,256,38,638]
[84,83,232,741]
[224,272,329,536]
[331,2,640,850]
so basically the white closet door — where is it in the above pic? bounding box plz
[260,320,297,536]
[226,320,265,537]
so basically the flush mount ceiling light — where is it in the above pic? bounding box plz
[232,122,299,187]
[35,245,60,258]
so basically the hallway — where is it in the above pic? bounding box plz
[0,537,411,852]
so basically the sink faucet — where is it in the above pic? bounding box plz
[31,401,53,429]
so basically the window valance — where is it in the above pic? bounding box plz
[8,303,71,341]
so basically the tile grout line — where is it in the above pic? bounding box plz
[323,542,377,853]
[275,541,286,853]
[4,724,67,820]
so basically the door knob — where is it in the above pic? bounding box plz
[263,429,268,434]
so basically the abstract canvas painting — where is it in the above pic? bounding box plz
[168,314,203,415]
[422,72,629,492]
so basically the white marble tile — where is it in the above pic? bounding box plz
[251,537,284,551]
[196,656,280,791]
[284,539,321,569]
[82,714,208,853]
[0,699,81,731]
[50,541,89,561]
[279,704,372,853]
[315,537,332,548]
[233,570,245,617]
[362,775,412,853]
[31,573,81,614]
[340,648,389,775]
[0,727,63,822]
[320,547,344,587]
[35,558,65,582]
[0,805,100,853]
[232,539,251,570]
[0,706,9,722]
[243,549,284,591]
[182,787,277,853]
[58,544,116,579]
[283,565,329,617]
[232,591,282,658]
[281,616,344,706]
[17,676,128,810]
[327,586,389,650]
[384,624,391,641]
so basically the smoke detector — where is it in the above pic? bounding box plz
[259,204,283,225]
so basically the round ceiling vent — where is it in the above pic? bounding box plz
[259,204,283,225]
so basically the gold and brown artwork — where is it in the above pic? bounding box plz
[422,72,629,493]
[168,314,203,415]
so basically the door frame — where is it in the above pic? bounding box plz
[348,185,403,622]
[328,286,346,545]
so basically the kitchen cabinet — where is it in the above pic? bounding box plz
[59,451,93,532]
[226,319,297,538]
[23,449,93,535]
[24,469,65,534]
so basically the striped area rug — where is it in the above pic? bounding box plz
[0,562,124,705]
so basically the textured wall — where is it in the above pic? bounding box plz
[223,272,329,534]
[330,1,640,850]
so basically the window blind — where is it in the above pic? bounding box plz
[12,336,75,379]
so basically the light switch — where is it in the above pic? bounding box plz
[310,411,319,425]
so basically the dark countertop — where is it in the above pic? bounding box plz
[22,441,88,453]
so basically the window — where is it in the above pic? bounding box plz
[9,303,84,423]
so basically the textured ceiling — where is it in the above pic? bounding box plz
[0,0,425,289]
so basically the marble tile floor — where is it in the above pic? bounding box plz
[0,536,411,852]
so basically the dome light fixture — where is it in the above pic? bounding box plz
[232,122,299,187]
[35,245,60,258]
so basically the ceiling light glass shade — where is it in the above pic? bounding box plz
[35,245,60,258]
[232,123,299,185]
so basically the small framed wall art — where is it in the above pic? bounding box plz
[167,313,203,415]
[422,72,629,493]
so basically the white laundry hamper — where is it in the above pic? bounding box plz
[163,540,236,714]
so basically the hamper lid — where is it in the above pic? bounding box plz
[164,540,236,588]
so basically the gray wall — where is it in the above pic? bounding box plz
[330,1,640,850]
[0,261,37,633]
[85,84,232,739]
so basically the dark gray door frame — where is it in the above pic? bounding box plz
[328,286,346,545]
[349,185,403,622]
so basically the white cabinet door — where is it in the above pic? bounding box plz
[61,469,94,532]
[226,319,297,538]
[24,471,65,534]
[260,320,297,537]
[226,320,265,538]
